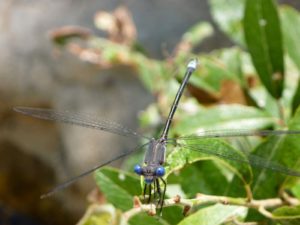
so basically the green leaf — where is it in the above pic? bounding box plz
[94,167,141,211]
[172,105,276,135]
[280,6,300,70]
[209,0,246,45]
[129,212,167,225]
[225,175,250,198]
[181,22,214,49]
[178,204,244,225]
[77,204,123,225]
[244,0,284,98]
[160,206,185,225]
[272,205,300,224]
[217,47,244,86]
[249,107,300,199]
[89,37,167,94]
[173,49,245,97]
[168,161,229,198]
[129,206,185,225]
[187,56,241,94]
[166,138,253,188]
[280,6,300,113]
[135,60,167,93]
[292,82,300,116]
[291,182,300,199]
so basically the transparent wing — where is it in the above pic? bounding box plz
[171,129,300,140]
[167,129,300,177]
[14,107,150,140]
[177,142,300,177]
[41,141,150,198]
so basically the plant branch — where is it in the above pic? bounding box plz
[123,193,300,221]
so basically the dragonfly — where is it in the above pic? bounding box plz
[14,59,300,214]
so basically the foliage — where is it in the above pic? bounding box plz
[53,1,300,224]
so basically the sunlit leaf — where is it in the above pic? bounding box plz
[280,6,300,113]
[172,105,276,135]
[178,204,244,225]
[280,6,300,70]
[209,0,246,45]
[77,204,123,225]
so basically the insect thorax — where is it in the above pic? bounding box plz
[144,139,166,166]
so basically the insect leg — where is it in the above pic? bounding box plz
[148,184,152,204]
[143,184,147,202]
[156,179,162,208]
[159,178,167,215]
[153,179,157,201]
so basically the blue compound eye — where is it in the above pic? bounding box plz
[134,164,143,175]
[155,166,165,177]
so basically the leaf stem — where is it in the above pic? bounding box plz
[245,184,253,201]
[276,99,285,125]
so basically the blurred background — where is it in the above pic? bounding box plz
[1,0,300,224]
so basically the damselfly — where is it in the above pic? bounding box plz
[14,59,300,214]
